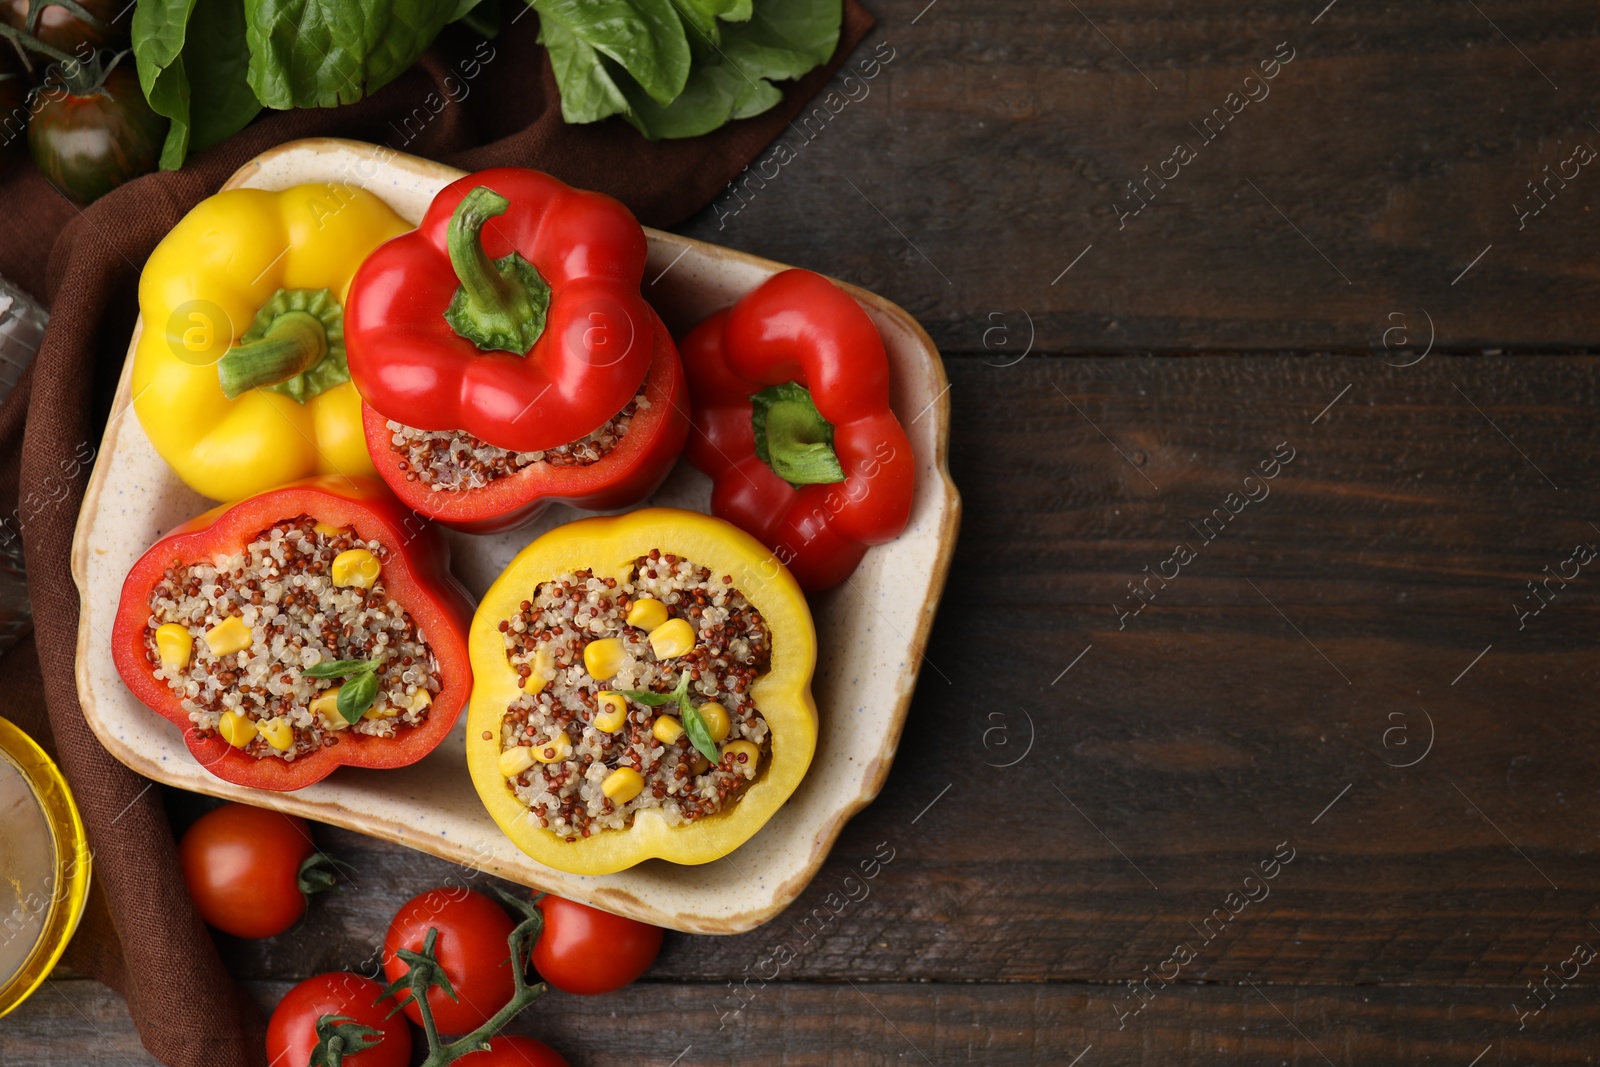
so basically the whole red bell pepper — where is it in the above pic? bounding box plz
[111,476,474,791]
[682,270,915,591]
[345,167,687,533]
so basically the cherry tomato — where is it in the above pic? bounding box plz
[383,889,516,1034]
[531,895,663,995]
[179,802,323,939]
[2,0,128,54]
[456,1035,571,1067]
[28,62,164,204]
[267,972,410,1067]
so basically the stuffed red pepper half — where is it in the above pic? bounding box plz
[345,168,688,534]
[682,269,916,591]
[112,476,474,791]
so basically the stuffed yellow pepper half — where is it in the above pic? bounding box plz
[132,183,411,501]
[468,508,817,874]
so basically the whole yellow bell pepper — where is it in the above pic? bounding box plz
[132,183,411,501]
[468,508,818,874]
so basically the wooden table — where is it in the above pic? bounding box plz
[9,1,1600,1063]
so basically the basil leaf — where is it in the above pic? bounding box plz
[302,658,373,679]
[244,0,460,109]
[336,670,380,723]
[617,671,692,707]
[616,688,679,707]
[680,700,721,764]
[529,0,690,106]
[133,0,261,170]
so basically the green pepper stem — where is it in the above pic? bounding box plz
[752,382,847,486]
[443,186,551,355]
[216,311,328,398]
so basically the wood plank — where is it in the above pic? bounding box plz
[185,355,1600,992]
[678,0,1600,352]
[10,978,1600,1066]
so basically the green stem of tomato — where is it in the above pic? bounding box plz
[0,24,77,67]
[412,902,549,1067]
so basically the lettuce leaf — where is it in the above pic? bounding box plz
[617,0,840,140]
[133,0,261,170]
[244,0,461,109]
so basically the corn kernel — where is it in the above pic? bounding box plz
[648,618,696,659]
[310,686,348,729]
[626,597,669,631]
[257,716,294,751]
[217,710,257,748]
[154,623,193,673]
[602,767,644,803]
[583,637,624,680]
[533,731,573,763]
[203,616,252,656]
[499,745,536,777]
[594,692,627,733]
[691,753,711,775]
[408,689,433,712]
[363,703,400,720]
[652,715,684,744]
[527,644,554,694]
[721,740,760,776]
[313,521,343,537]
[331,548,381,589]
[696,702,731,742]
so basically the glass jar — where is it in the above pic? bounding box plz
[0,715,90,1017]
[0,275,46,659]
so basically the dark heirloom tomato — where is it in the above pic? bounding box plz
[530,895,663,995]
[2,0,129,52]
[28,62,164,204]
[267,973,411,1067]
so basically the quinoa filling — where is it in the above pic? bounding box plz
[495,551,771,839]
[143,515,442,762]
[388,393,648,492]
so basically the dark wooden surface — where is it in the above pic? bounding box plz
[10,0,1600,1064]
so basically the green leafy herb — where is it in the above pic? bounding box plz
[530,0,690,106]
[132,0,261,170]
[617,671,691,707]
[302,658,374,679]
[336,671,380,724]
[679,700,721,764]
[536,0,841,140]
[243,0,461,109]
[537,16,632,124]
[302,657,382,724]
[618,673,719,763]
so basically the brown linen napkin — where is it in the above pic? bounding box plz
[0,6,872,1065]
